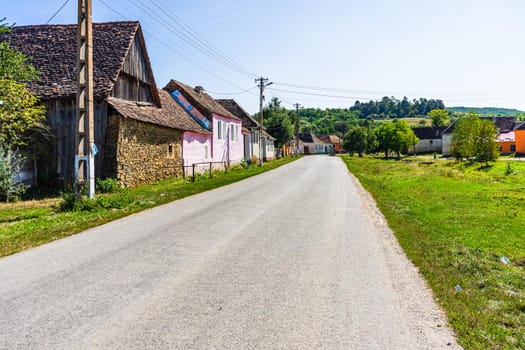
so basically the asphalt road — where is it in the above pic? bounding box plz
[0,156,461,349]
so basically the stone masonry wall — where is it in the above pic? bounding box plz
[114,115,182,187]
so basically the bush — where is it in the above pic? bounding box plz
[96,192,132,209]
[59,191,99,212]
[0,146,28,202]
[96,177,122,193]
[60,188,132,212]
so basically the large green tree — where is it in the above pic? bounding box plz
[452,114,498,163]
[0,20,48,199]
[428,109,450,127]
[0,22,46,148]
[376,120,418,158]
[343,126,368,157]
[261,97,293,148]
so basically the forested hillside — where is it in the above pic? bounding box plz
[276,96,445,135]
[446,106,523,116]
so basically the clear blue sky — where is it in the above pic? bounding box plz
[4,0,525,113]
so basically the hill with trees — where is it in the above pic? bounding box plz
[447,106,524,116]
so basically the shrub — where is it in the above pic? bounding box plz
[0,146,28,202]
[96,177,122,193]
[96,191,132,209]
[59,191,99,212]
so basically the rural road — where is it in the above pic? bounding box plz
[0,156,461,349]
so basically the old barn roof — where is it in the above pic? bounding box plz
[216,99,259,128]
[107,89,210,134]
[165,80,240,121]
[0,21,141,99]
[411,126,447,140]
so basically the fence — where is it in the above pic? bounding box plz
[182,161,230,182]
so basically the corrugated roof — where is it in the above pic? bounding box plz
[107,89,210,134]
[0,21,141,99]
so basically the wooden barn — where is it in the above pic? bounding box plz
[0,21,167,185]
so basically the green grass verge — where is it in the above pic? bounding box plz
[343,156,525,349]
[0,157,299,258]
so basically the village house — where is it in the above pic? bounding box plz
[296,132,333,155]
[317,134,344,154]
[408,126,447,155]
[513,122,525,155]
[216,99,261,163]
[442,116,521,156]
[165,81,244,167]
[216,98,276,162]
[0,21,205,186]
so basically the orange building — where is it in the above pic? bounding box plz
[497,131,516,154]
[515,123,525,155]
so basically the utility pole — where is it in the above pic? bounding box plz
[76,0,95,198]
[255,77,272,166]
[293,103,301,155]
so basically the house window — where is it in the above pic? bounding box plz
[223,122,228,140]
[167,144,175,158]
[217,120,223,139]
[511,144,516,152]
[231,124,235,141]
[204,144,209,158]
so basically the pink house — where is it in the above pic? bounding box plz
[165,80,244,168]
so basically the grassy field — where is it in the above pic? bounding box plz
[376,117,431,127]
[0,157,298,258]
[343,156,525,349]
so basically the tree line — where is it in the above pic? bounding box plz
[350,96,445,119]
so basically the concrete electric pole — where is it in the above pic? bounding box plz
[76,0,95,198]
[255,77,272,166]
[293,103,301,155]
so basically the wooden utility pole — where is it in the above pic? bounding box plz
[255,77,272,166]
[293,103,301,155]
[76,0,95,198]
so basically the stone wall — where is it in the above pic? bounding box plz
[106,114,182,187]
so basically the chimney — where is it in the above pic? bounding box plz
[194,86,204,94]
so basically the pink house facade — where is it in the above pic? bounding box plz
[165,80,244,168]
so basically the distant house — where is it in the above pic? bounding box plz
[443,117,521,156]
[497,131,516,154]
[0,21,200,186]
[441,121,457,156]
[297,132,333,155]
[514,122,525,155]
[165,81,244,167]
[408,126,447,154]
[317,134,344,153]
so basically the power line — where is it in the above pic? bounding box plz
[273,81,523,100]
[149,0,257,78]
[45,0,70,24]
[267,87,371,100]
[123,0,255,79]
[96,0,257,94]
[205,86,258,95]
